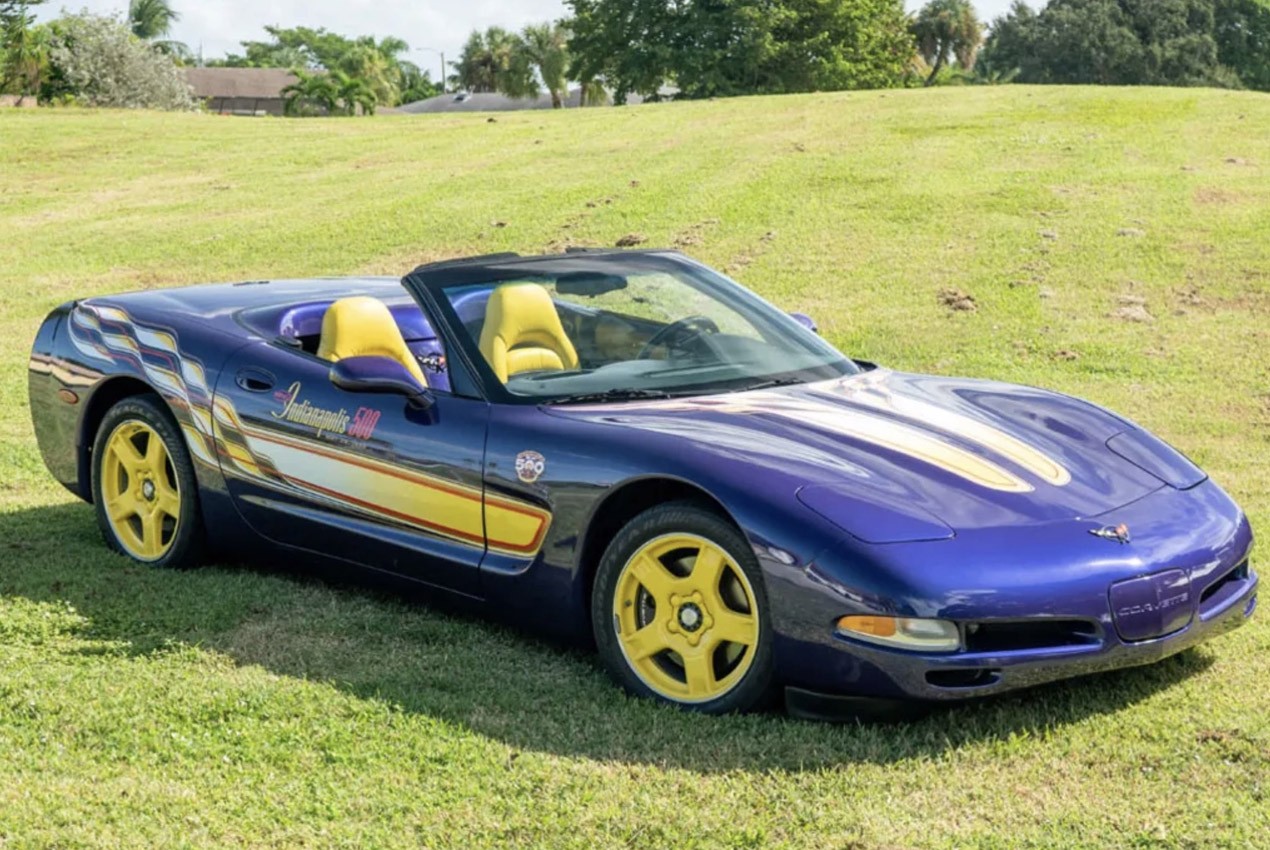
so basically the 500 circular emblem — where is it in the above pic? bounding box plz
[516,451,546,483]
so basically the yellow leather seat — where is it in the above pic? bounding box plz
[316,296,428,386]
[478,283,579,383]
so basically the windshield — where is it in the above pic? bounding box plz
[436,253,857,401]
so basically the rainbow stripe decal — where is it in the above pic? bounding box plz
[66,303,551,559]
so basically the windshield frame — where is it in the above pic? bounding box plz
[403,249,857,406]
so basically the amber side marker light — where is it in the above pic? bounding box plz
[836,615,961,652]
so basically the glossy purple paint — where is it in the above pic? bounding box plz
[26,250,1258,713]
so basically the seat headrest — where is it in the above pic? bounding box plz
[478,283,579,382]
[316,296,428,386]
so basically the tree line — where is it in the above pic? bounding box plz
[4,0,1269,113]
[207,27,439,115]
[1,0,192,108]
[457,0,1270,103]
[0,0,439,112]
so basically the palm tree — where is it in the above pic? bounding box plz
[577,75,608,107]
[910,0,983,86]
[453,27,517,93]
[0,13,47,97]
[281,69,339,116]
[339,41,397,105]
[973,58,1020,85]
[518,22,569,108]
[128,0,189,60]
[128,0,177,40]
[332,70,376,115]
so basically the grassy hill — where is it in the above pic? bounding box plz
[1,86,1268,848]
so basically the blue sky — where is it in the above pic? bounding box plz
[37,1,1020,80]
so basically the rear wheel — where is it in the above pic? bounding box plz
[592,502,774,713]
[91,394,205,568]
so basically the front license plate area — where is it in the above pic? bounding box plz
[1109,569,1193,642]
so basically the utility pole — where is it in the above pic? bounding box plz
[415,47,447,93]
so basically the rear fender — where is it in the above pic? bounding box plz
[29,300,245,516]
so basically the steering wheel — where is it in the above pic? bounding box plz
[638,315,720,359]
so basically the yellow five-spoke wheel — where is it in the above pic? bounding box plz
[593,502,774,713]
[92,394,205,568]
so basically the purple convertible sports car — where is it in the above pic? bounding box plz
[28,249,1257,718]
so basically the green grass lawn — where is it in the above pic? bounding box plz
[1,86,1268,849]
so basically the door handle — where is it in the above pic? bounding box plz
[235,368,275,393]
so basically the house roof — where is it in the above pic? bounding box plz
[184,67,299,100]
[397,87,671,114]
[396,90,594,114]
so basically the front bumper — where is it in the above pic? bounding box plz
[785,576,1256,719]
[773,479,1257,707]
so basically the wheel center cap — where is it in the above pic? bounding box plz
[142,479,156,501]
[677,602,703,632]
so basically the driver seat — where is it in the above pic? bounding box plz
[479,283,579,383]
[316,296,429,386]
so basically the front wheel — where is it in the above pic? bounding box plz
[91,394,206,568]
[592,502,775,713]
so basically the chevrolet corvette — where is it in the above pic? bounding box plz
[28,250,1257,717]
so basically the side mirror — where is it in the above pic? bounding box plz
[789,312,819,334]
[329,356,434,410]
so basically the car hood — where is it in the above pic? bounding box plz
[545,370,1169,541]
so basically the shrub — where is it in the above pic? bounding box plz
[48,11,193,109]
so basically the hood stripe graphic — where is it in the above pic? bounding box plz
[772,401,1034,493]
[585,375,1073,494]
[820,377,1072,487]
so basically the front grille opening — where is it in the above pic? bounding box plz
[926,668,1000,689]
[1200,559,1250,608]
[963,619,1100,653]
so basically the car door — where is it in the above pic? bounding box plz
[211,338,490,595]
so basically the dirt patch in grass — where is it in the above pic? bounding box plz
[938,288,978,313]
[673,218,721,248]
[1110,295,1154,323]
[1193,187,1247,206]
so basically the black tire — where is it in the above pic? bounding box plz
[91,394,206,568]
[592,501,775,714]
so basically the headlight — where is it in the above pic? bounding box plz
[836,615,961,653]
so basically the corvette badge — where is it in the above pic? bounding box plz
[1090,523,1131,544]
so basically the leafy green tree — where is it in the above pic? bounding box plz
[1215,0,1270,90]
[398,64,439,103]
[1,0,47,96]
[453,27,520,93]
[47,11,194,109]
[213,26,423,106]
[567,0,670,103]
[978,0,1260,88]
[337,40,398,104]
[566,0,913,103]
[764,0,916,92]
[911,0,984,85]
